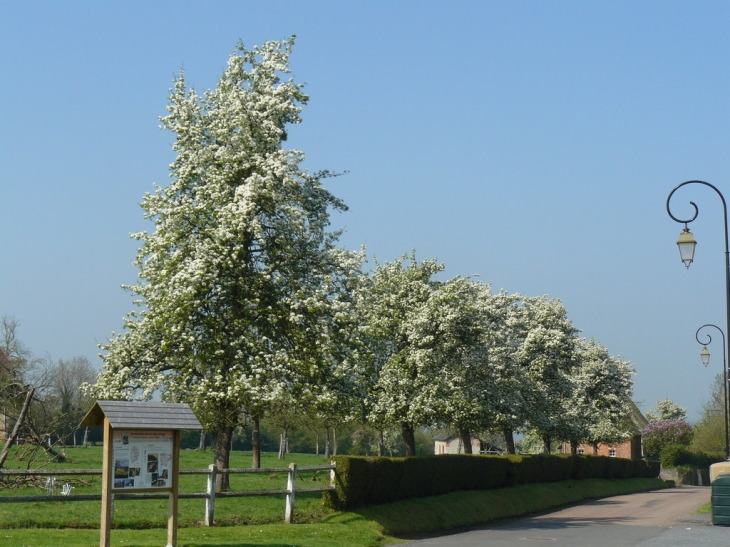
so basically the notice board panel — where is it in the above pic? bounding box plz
[112,429,174,490]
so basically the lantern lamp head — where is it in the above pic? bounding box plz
[677,225,697,269]
[700,345,710,367]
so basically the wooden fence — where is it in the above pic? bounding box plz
[0,463,336,525]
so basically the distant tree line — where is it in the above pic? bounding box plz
[0,315,97,467]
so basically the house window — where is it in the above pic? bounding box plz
[609,448,616,457]
[577,447,585,455]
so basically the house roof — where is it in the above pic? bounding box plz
[628,399,649,431]
[433,433,453,442]
[79,400,202,430]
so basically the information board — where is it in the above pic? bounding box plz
[112,430,174,490]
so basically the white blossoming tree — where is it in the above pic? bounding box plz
[358,253,483,455]
[484,295,578,454]
[86,37,360,487]
[645,398,687,422]
[515,296,580,453]
[471,292,525,453]
[437,283,519,453]
[564,339,635,453]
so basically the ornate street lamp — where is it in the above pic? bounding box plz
[695,324,729,459]
[667,180,730,460]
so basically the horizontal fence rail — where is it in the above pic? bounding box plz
[0,469,103,475]
[0,463,336,525]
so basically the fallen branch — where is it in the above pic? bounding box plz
[0,387,34,469]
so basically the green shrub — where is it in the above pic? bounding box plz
[660,444,725,469]
[325,454,660,510]
[642,420,693,456]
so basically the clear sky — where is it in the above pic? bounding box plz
[2,1,730,421]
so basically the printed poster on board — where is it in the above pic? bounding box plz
[112,430,173,490]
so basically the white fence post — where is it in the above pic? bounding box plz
[205,464,217,526]
[285,462,297,523]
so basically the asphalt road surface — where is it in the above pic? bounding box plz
[409,487,728,547]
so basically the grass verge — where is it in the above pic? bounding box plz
[0,513,386,547]
[356,477,668,536]
[697,501,712,514]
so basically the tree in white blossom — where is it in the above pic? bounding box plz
[564,339,635,452]
[646,398,687,422]
[86,37,359,487]
[438,283,519,453]
[515,296,580,453]
[475,292,526,454]
[358,253,482,455]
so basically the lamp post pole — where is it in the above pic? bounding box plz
[666,180,730,460]
[695,324,729,459]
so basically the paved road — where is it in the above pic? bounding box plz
[410,487,727,547]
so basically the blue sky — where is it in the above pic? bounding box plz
[2,1,730,421]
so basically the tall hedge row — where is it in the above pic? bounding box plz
[324,454,660,509]
[659,444,725,469]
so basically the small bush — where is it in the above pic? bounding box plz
[642,420,693,456]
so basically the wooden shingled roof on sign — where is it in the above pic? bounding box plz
[79,401,203,430]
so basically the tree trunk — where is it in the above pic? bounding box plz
[324,428,330,458]
[542,436,551,454]
[459,427,472,454]
[199,430,206,451]
[0,388,34,468]
[315,431,319,455]
[252,415,261,469]
[278,428,288,460]
[378,430,384,457]
[82,427,89,447]
[504,428,515,454]
[73,430,77,448]
[402,422,416,457]
[592,442,600,455]
[213,425,234,491]
[570,439,578,455]
[332,427,337,456]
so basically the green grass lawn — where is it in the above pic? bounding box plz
[0,446,334,529]
[0,447,670,547]
[0,513,388,547]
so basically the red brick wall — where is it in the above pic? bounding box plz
[561,437,642,459]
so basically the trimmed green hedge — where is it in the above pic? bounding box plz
[324,454,660,509]
[659,444,725,469]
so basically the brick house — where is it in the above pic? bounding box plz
[560,400,649,460]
